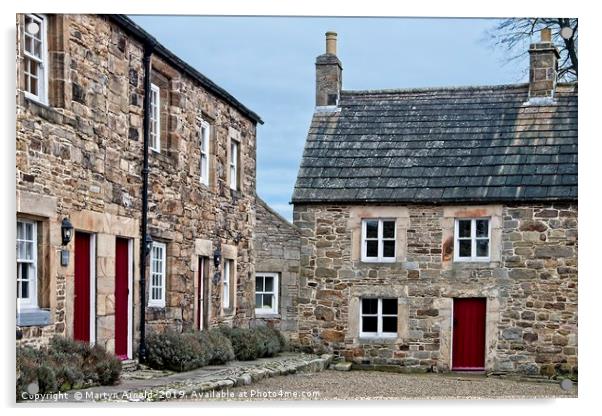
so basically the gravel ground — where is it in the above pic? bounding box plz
[203,370,577,401]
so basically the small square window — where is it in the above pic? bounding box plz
[360,298,398,338]
[361,219,396,263]
[255,273,278,315]
[454,218,491,262]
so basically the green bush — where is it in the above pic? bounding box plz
[16,336,121,401]
[254,326,282,357]
[205,328,235,364]
[227,327,260,361]
[146,330,210,372]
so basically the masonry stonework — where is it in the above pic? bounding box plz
[293,203,577,377]
[16,14,260,355]
[254,198,301,341]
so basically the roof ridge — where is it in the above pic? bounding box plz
[342,83,531,95]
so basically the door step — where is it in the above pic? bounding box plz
[121,359,140,372]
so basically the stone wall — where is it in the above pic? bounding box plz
[293,202,577,378]
[254,198,300,340]
[16,14,259,354]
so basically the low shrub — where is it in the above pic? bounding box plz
[146,330,210,372]
[16,336,121,401]
[220,326,285,361]
[205,328,235,364]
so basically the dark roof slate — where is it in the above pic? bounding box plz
[292,83,577,203]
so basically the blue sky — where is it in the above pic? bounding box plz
[129,16,528,221]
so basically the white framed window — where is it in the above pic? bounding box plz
[199,119,210,185]
[361,219,396,262]
[223,259,233,309]
[22,14,48,104]
[255,273,279,315]
[149,83,161,152]
[454,218,491,262]
[359,298,398,338]
[229,139,239,190]
[17,220,38,309]
[149,242,166,307]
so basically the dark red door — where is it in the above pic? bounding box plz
[115,238,129,359]
[74,232,91,343]
[452,298,486,370]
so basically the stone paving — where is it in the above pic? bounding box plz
[52,352,333,402]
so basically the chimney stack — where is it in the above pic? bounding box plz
[528,27,560,102]
[315,31,342,107]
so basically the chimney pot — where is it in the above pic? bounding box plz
[527,27,559,102]
[325,31,337,55]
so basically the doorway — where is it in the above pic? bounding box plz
[74,232,95,343]
[197,256,209,330]
[452,297,486,371]
[114,237,132,359]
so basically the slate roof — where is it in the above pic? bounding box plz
[292,83,577,203]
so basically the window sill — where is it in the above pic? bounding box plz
[255,312,281,319]
[358,336,399,344]
[16,308,52,327]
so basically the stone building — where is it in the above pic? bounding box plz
[16,14,263,359]
[254,198,301,340]
[292,30,577,377]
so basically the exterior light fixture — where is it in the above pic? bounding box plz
[560,26,574,40]
[26,21,40,35]
[61,218,73,245]
[145,235,153,255]
[213,246,222,268]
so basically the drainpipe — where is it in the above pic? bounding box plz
[139,40,155,362]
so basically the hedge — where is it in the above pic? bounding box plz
[145,326,285,371]
[16,336,121,401]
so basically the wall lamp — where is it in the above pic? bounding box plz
[61,218,73,246]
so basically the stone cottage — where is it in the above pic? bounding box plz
[16,14,264,360]
[292,30,577,377]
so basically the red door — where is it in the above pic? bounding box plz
[74,232,91,343]
[115,238,129,359]
[452,298,486,371]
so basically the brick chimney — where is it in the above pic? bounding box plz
[528,28,560,102]
[315,31,342,107]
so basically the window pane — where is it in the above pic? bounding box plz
[382,298,398,315]
[362,298,378,315]
[476,239,489,257]
[382,316,397,333]
[17,241,26,260]
[25,223,33,240]
[262,295,273,309]
[365,220,378,238]
[459,239,472,257]
[264,276,273,292]
[17,222,24,239]
[458,220,471,238]
[383,240,395,258]
[382,221,395,238]
[255,294,262,307]
[362,316,378,333]
[255,276,263,292]
[20,280,29,299]
[476,219,489,237]
[25,241,34,260]
[366,240,378,257]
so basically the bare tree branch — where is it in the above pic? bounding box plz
[486,18,578,81]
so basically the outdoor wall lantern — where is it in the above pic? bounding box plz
[145,235,153,256]
[61,218,73,246]
[213,246,222,268]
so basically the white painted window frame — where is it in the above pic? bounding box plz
[223,259,233,309]
[361,218,396,263]
[16,220,38,310]
[229,139,239,191]
[149,242,166,307]
[22,13,48,105]
[453,218,491,262]
[149,83,161,153]
[199,118,210,186]
[255,272,279,315]
[359,298,398,338]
